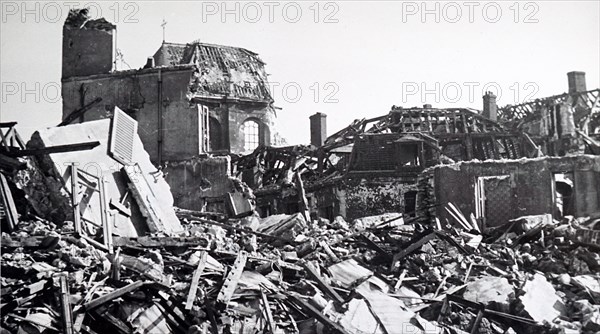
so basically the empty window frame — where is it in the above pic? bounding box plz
[243,120,260,152]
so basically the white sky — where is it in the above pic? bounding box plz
[1,1,599,144]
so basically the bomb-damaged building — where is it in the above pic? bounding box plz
[56,9,600,227]
[60,8,284,211]
[237,74,600,226]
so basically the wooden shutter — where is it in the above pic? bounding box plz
[109,108,138,165]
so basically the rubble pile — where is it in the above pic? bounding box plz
[1,110,599,334]
[2,209,599,334]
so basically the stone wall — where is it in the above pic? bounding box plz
[163,156,232,211]
[61,67,200,162]
[340,178,420,221]
[423,155,600,227]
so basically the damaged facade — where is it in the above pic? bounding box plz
[417,155,600,228]
[240,96,543,221]
[61,9,283,210]
[237,72,600,223]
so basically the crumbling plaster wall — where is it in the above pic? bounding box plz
[62,21,114,78]
[163,156,232,211]
[339,178,420,221]
[62,67,201,163]
[429,155,600,226]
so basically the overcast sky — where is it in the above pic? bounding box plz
[1,1,599,144]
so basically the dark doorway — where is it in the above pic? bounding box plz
[404,191,417,216]
[554,172,574,218]
[209,117,224,151]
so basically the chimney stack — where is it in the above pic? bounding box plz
[144,57,155,69]
[482,92,497,122]
[62,8,116,79]
[567,71,586,94]
[310,112,327,147]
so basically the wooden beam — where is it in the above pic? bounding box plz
[358,234,391,260]
[81,235,109,252]
[58,273,75,334]
[260,290,276,333]
[92,305,130,334]
[185,251,207,310]
[288,294,349,334]
[6,141,100,157]
[71,164,82,236]
[391,232,436,268]
[301,261,344,305]
[6,314,60,332]
[0,122,18,128]
[0,154,26,171]
[319,240,340,263]
[58,97,103,127]
[84,280,145,311]
[99,178,112,254]
[0,173,18,231]
[216,251,247,305]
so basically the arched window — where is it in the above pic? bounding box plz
[243,120,260,151]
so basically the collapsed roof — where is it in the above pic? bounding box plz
[153,42,273,103]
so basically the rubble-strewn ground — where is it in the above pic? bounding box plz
[2,209,599,334]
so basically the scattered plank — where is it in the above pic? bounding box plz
[358,234,391,260]
[217,251,248,305]
[260,290,276,333]
[84,280,145,311]
[319,240,340,263]
[0,173,18,231]
[58,273,75,334]
[301,261,345,305]
[287,293,350,334]
[6,314,60,332]
[186,251,207,310]
[71,163,82,236]
[92,305,130,334]
[391,232,436,268]
[0,153,26,171]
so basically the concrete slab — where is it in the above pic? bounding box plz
[463,276,514,312]
[519,273,566,324]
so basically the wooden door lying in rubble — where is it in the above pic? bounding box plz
[475,176,512,228]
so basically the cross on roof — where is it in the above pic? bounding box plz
[161,18,167,42]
